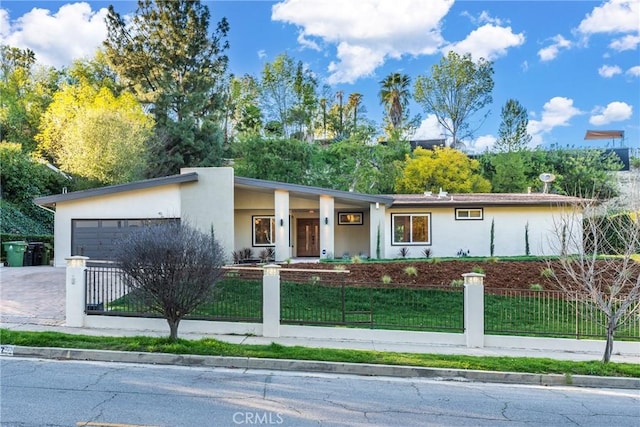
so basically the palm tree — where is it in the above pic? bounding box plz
[347,92,363,128]
[379,72,411,131]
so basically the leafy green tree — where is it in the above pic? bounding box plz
[313,129,406,193]
[0,142,68,231]
[379,72,417,140]
[232,135,317,184]
[495,99,531,152]
[0,45,60,152]
[226,74,262,138]
[491,152,528,193]
[36,77,153,185]
[104,0,230,176]
[414,51,494,148]
[260,53,317,140]
[396,146,491,193]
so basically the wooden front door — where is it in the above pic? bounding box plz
[296,219,320,257]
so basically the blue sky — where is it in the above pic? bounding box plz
[1,0,638,152]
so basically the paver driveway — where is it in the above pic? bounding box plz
[0,266,66,325]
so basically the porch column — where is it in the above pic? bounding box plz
[369,202,386,259]
[274,190,290,262]
[319,196,335,259]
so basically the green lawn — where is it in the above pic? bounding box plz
[1,329,638,378]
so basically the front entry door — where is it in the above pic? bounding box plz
[296,219,320,257]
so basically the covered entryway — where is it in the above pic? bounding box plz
[296,218,320,256]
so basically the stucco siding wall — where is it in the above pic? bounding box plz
[384,205,580,259]
[180,168,235,263]
[51,185,182,266]
[333,212,370,258]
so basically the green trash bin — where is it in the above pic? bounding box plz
[3,241,28,267]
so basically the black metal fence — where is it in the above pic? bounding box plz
[85,266,263,322]
[485,288,640,339]
[84,265,640,340]
[277,268,463,331]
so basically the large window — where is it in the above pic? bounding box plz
[253,216,275,246]
[392,213,431,245]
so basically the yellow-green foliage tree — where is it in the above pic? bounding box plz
[396,146,491,194]
[36,80,153,185]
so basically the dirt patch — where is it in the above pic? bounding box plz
[281,260,559,290]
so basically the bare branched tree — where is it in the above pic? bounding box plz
[548,196,640,362]
[115,221,226,340]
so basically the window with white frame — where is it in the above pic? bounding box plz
[392,213,431,245]
[455,208,483,220]
[253,216,275,246]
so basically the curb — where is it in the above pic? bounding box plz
[3,345,639,390]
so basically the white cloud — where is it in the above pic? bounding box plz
[413,114,444,140]
[598,64,623,77]
[627,65,640,77]
[528,97,582,144]
[578,0,640,35]
[0,9,10,39]
[538,35,572,62]
[609,34,640,51]
[444,24,525,61]
[589,101,633,125]
[468,134,496,153]
[272,0,453,84]
[257,49,267,60]
[0,3,108,68]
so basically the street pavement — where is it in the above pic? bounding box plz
[1,265,639,390]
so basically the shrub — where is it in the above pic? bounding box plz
[422,248,432,258]
[540,267,555,279]
[398,247,409,258]
[529,283,543,291]
[259,248,275,263]
[403,266,418,276]
[471,265,485,274]
[450,279,464,287]
[351,255,362,264]
[381,275,392,284]
[457,249,470,257]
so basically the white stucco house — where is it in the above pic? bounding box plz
[35,167,584,267]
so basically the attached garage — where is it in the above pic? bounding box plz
[71,218,178,260]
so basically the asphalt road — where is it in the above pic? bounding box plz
[2,358,639,427]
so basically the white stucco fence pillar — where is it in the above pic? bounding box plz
[463,272,485,348]
[65,256,89,327]
[262,264,281,337]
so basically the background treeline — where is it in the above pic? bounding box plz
[0,1,629,238]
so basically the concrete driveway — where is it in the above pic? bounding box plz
[0,266,66,326]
